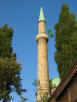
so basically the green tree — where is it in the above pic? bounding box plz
[0,25,25,102]
[21,95,27,102]
[33,80,51,102]
[41,92,49,102]
[48,29,54,39]
[55,4,77,79]
[32,80,40,98]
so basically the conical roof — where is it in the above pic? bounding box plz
[39,6,45,22]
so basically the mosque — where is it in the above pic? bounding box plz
[36,7,77,102]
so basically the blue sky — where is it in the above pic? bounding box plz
[0,0,77,102]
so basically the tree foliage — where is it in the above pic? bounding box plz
[41,92,49,102]
[21,95,27,102]
[48,29,54,39]
[33,80,51,102]
[55,4,77,79]
[0,25,25,102]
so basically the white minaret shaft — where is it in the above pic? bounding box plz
[36,6,49,100]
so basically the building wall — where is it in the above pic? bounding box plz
[57,85,68,102]
[50,73,77,102]
[70,73,77,102]
[57,74,77,102]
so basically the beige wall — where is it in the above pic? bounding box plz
[38,38,49,94]
[38,21,46,34]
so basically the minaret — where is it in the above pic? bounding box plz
[36,6,50,101]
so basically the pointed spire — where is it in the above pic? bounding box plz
[39,6,46,22]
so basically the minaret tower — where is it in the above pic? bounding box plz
[36,7,50,101]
